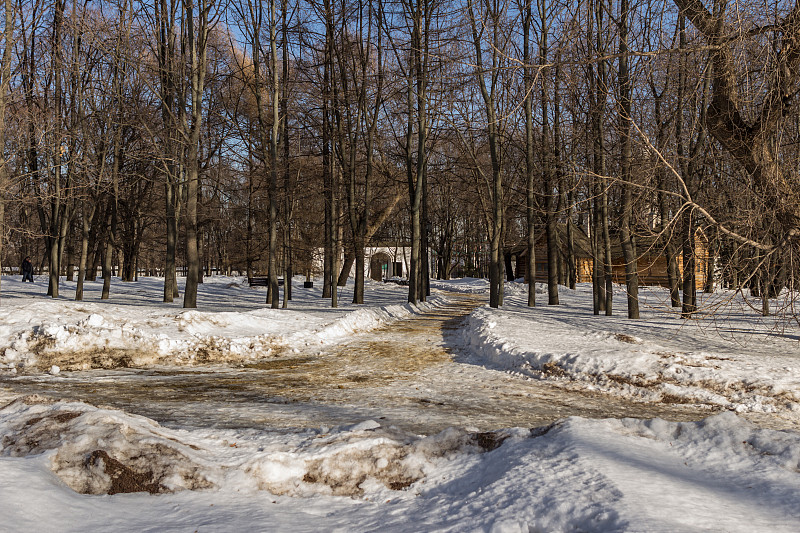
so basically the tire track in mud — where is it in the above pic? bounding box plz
[0,293,788,433]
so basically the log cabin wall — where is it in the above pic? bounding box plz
[509,227,710,290]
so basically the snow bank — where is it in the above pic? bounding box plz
[0,396,506,498]
[0,395,216,495]
[457,281,800,416]
[2,397,800,531]
[0,276,446,372]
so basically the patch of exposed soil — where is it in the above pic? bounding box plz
[541,361,568,377]
[615,333,640,344]
[88,450,164,495]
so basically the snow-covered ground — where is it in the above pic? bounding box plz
[460,280,800,418]
[0,275,443,372]
[1,274,800,531]
[2,396,799,532]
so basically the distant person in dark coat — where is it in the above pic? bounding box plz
[21,257,34,282]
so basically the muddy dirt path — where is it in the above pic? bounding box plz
[0,293,784,434]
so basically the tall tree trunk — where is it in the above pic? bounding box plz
[539,0,558,306]
[588,0,606,314]
[618,0,639,318]
[267,0,280,309]
[157,0,180,303]
[183,0,210,309]
[675,14,704,318]
[594,0,612,315]
[469,1,504,308]
[47,0,67,299]
[0,0,13,297]
[282,0,292,307]
[522,1,536,305]
[406,0,429,305]
[322,16,333,299]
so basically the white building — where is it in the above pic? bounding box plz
[313,245,435,281]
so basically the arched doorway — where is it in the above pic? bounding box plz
[369,252,391,281]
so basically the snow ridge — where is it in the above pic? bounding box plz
[459,283,800,416]
[2,397,800,531]
[0,279,448,372]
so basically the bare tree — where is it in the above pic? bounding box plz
[403,0,434,305]
[332,0,384,304]
[468,0,510,308]
[0,0,14,292]
[181,0,216,308]
[617,0,638,317]
[154,0,183,303]
[520,0,536,307]
[538,0,558,306]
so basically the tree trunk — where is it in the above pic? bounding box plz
[602,186,613,316]
[322,20,333,298]
[589,0,607,315]
[406,2,428,305]
[618,0,639,318]
[681,210,697,317]
[75,203,95,301]
[183,0,210,309]
[157,0,181,303]
[337,251,353,286]
[469,1,504,308]
[266,0,280,309]
[674,0,800,242]
[0,0,13,298]
[331,168,340,308]
[282,2,292,307]
[540,1,558,306]
[523,3,536,305]
[47,0,67,299]
[102,134,121,299]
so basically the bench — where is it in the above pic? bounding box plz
[249,277,283,287]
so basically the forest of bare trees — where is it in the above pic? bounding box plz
[0,0,798,319]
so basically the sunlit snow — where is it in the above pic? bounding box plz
[1,274,799,531]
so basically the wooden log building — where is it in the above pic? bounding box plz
[506,225,710,290]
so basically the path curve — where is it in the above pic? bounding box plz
[0,292,752,434]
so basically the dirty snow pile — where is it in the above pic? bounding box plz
[2,395,800,531]
[0,275,443,371]
[458,280,800,417]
